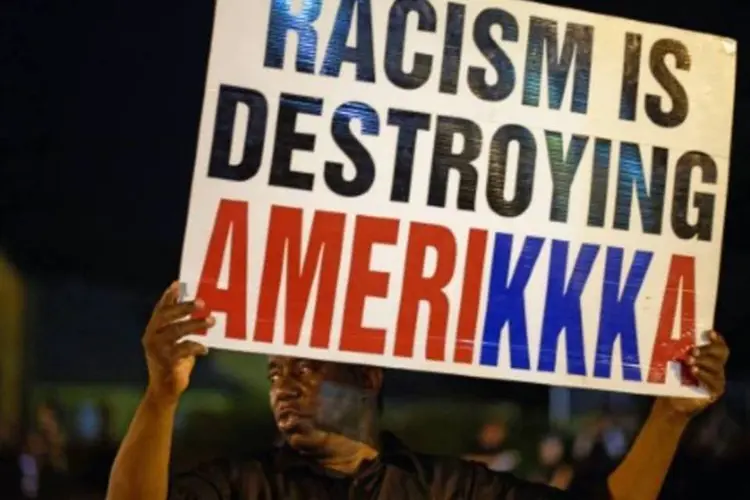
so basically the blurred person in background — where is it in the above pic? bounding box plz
[107,283,730,500]
[35,402,68,475]
[77,402,119,496]
[570,414,629,489]
[19,402,70,499]
[463,419,521,472]
[529,434,574,490]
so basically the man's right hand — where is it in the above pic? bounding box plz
[142,282,215,404]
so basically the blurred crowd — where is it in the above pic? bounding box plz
[462,399,750,499]
[0,401,116,500]
[1,392,748,499]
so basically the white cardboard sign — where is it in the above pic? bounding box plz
[179,0,736,397]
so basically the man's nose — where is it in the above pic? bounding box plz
[273,377,302,401]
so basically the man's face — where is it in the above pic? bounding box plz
[267,357,381,444]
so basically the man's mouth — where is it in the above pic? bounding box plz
[275,405,309,432]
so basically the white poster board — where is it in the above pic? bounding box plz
[179,0,736,397]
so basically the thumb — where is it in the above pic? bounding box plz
[174,340,209,360]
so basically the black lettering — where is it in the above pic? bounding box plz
[618,33,642,121]
[487,124,537,217]
[428,116,481,210]
[385,0,436,90]
[439,2,466,94]
[523,17,593,113]
[324,102,380,197]
[208,85,268,182]
[268,94,323,191]
[467,8,518,101]
[388,109,432,202]
[672,151,717,241]
[546,132,589,223]
[587,139,612,228]
[646,39,690,127]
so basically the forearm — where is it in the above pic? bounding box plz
[607,400,690,500]
[107,391,178,500]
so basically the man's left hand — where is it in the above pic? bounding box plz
[660,330,730,416]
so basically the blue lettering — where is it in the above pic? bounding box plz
[264,0,322,73]
[321,0,375,82]
[593,247,652,381]
[480,233,544,370]
[614,143,667,235]
[538,241,599,376]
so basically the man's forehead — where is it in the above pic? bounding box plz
[267,355,321,367]
[266,356,349,373]
[267,355,295,367]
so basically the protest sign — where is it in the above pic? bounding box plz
[179,0,736,397]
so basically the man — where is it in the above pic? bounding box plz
[107,282,730,499]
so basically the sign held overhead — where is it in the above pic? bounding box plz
[179,0,737,397]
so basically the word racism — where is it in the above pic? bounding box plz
[184,0,730,392]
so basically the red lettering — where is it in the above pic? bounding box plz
[454,229,488,364]
[647,255,698,386]
[339,216,399,355]
[254,206,345,348]
[394,223,456,360]
[195,199,248,339]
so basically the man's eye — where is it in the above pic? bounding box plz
[298,364,313,375]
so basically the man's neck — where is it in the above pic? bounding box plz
[317,441,379,475]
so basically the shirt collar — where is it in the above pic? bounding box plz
[273,432,420,477]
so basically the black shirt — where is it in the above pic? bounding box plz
[169,434,610,499]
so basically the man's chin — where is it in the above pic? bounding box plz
[277,413,307,433]
[280,425,328,452]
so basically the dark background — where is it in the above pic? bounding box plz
[1,3,749,499]
[2,0,748,377]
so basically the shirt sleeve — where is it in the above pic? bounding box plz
[168,459,234,500]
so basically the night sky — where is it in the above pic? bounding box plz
[3,1,749,376]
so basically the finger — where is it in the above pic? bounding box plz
[694,345,725,359]
[157,316,215,341]
[707,330,726,345]
[152,281,180,316]
[691,344,729,365]
[173,340,209,360]
[691,355,723,376]
[159,298,205,323]
[691,365,724,395]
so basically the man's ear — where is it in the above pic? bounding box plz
[362,366,384,393]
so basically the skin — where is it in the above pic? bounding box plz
[107,282,730,500]
[267,356,381,472]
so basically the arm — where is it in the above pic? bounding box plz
[607,331,730,500]
[605,400,689,500]
[107,392,178,500]
[106,282,214,500]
